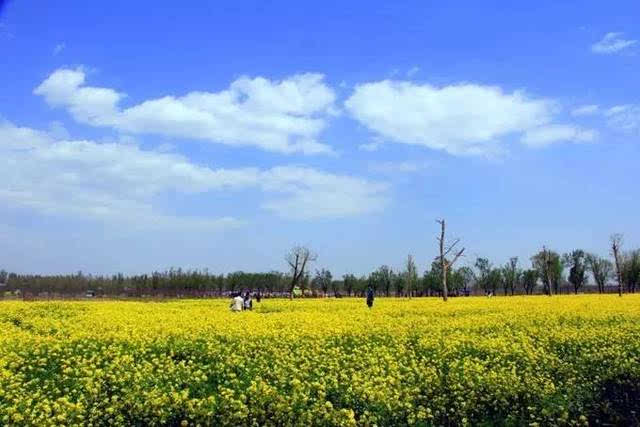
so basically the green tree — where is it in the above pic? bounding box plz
[330,279,341,296]
[424,260,452,296]
[585,254,612,294]
[422,268,439,296]
[563,250,587,294]
[405,254,418,297]
[453,266,475,294]
[531,248,563,295]
[522,269,538,295]
[375,265,393,297]
[474,257,493,293]
[487,268,502,295]
[620,249,640,293]
[342,274,357,297]
[501,257,520,296]
[312,269,333,296]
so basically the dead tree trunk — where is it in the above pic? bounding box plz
[285,246,317,299]
[543,246,553,297]
[611,234,623,297]
[436,219,465,302]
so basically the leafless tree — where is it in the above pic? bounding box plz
[611,234,623,297]
[436,219,465,301]
[543,246,553,296]
[405,254,418,298]
[586,253,613,294]
[285,246,317,299]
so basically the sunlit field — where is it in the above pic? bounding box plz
[1,296,639,426]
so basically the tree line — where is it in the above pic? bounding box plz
[1,230,638,300]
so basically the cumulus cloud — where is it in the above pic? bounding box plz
[0,121,387,226]
[571,104,599,116]
[368,160,431,174]
[48,120,70,139]
[591,32,637,54]
[345,80,593,155]
[34,68,337,155]
[521,125,597,147]
[605,105,640,132]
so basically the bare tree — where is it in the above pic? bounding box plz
[543,246,553,296]
[586,253,613,294]
[611,234,623,297]
[435,219,465,302]
[285,246,317,299]
[405,254,418,298]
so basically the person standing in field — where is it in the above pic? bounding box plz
[366,285,375,309]
[230,293,243,312]
[243,292,253,311]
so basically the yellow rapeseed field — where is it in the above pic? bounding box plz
[1,295,639,426]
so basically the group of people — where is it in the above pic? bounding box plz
[229,287,376,311]
[229,291,260,312]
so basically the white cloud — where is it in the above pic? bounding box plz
[48,120,70,139]
[591,32,637,54]
[345,80,590,155]
[521,124,597,147]
[368,160,431,174]
[52,43,65,55]
[571,104,599,116]
[0,121,387,226]
[406,67,420,77]
[605,105,630,116]
[34,68,337,155]
[358,139,384,152]
[260,167,389,219]
[605,105,640,132]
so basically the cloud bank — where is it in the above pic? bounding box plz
[35,68,338,155]
[345,80,594,155]
[0,121,388,228]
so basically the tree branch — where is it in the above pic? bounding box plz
[450,247,465,267]
[443,238,461,257]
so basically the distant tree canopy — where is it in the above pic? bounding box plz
[621,249,640,293]
[531,249,563,296]
[586,253,613,294]
[564,250,587,294]
[2,239,636,298]
[521,269,538,295]
[501,257,520,296]
[475,257,502,294]
[312,269,332,295]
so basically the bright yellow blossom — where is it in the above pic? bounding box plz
[0,296,639,425]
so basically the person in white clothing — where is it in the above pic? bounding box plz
[243,292,252,311]
[230,293,244,312]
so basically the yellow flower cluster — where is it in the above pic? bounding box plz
[1,295,639,426]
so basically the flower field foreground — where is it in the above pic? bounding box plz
[1,296,639,426]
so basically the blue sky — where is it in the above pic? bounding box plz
[1,1,638,277]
